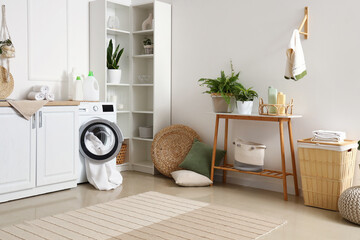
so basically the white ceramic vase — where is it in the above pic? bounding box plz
[107,69,122,84]
[237,101,253,115]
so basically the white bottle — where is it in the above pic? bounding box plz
[83,71,99,101]
[73,76,84,101]
[68,68,78,100]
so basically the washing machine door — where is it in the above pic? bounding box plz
[79,119,123,162]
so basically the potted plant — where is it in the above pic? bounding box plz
[198,61,244,113]
[143,38,153,55]
[107,39,124,83]
[235,85,258,115]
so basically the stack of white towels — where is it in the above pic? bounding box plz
[28,86,55,101]
[312,130,346,143]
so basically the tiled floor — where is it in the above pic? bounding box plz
[0,171,358,239]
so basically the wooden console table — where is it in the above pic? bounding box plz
[210,113,302,201]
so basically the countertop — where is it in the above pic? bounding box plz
[0,100,81,107]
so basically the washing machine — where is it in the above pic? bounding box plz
[78,102,124,184]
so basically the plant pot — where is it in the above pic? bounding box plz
[144,45,153,55]
[211,95,236,113]
[237,101,254,115]
[107,69,122,84]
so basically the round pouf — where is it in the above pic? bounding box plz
[151,125,201,177]
[338,186,360,225]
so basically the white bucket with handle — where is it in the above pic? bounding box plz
[233,138,266,172]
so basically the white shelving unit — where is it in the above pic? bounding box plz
[90,0,171,174]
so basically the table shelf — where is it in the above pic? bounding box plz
[214,164,293,179]
[210,113,302,201]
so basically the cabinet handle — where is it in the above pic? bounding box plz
[32,114,36,129]
[39,111,42,128]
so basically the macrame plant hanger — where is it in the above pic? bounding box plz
[0,5,15,82]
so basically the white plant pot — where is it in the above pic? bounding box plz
[107,69,122,84]
[237,101,254,115]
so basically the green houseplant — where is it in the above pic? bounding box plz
[235,85,258,115]
[143,38,153,55]
[107,39,124,83]
[198,61,244,113]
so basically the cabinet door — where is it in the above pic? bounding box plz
[0,108,36,194]
[36,107,78,186]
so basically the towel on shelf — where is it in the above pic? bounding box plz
[32,85,49,94]
[27,91,45,100]
[45,92,55,101]
[6,100,48,120]
[284,29,307,81]
[312,130,346,142]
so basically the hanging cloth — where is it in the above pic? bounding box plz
[0,5,15,82]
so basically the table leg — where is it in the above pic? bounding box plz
[279,120,288,201]
[210,115,220,186]
[288,119,299,196]
[223,118,229,183]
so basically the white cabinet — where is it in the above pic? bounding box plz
[90,0,171,174]
[0,106,78,203]
[0,108,36,194]
[37,107,78,186]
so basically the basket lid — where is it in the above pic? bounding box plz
[297,138,358,151]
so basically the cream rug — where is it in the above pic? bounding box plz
[0,191,286,240]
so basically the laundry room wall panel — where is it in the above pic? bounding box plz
[0,0,89,99]
[27,0,69,82]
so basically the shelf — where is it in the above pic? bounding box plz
[132,137,153,142]
[133,54,153,59]
[132,110,153,114]
[117,110,130,113]
[132,84,153,87]
[214,164,293,179]
[133,29,154,35]
[123,136,130,140]
[107,28,130,35]
[106,83,130,86]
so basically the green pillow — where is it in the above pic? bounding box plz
[179,139,226,178]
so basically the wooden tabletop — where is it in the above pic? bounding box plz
[213,113,302,122]
[0,100,81,107]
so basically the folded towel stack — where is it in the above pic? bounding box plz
[28,85,55,101]
[312,130,346,143]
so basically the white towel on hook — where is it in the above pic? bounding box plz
[284,29,307,81]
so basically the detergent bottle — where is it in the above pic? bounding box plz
[73,76,83,101]
[83,71,99,101]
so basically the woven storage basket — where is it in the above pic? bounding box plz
[116,143,127,165]
[151,125,201,177]
[0,66,14,99]
[298,138,357,211]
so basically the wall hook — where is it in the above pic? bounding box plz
[298,7,309,39]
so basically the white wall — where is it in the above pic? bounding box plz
[1,0,89,100]
[172,0,360,193]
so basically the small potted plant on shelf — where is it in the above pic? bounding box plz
[198,61,244,113]
[107,39,124,84]
[143,38,153,55]
[234,85,258,115]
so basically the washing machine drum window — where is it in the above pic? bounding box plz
[80,119,123,162]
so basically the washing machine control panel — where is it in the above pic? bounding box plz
[79,102,115,114]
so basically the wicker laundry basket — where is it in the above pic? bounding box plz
[297,138,357,211]
[116,143,127,165]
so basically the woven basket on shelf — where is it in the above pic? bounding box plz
[151,124,201,177]
[116,143,127,165]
